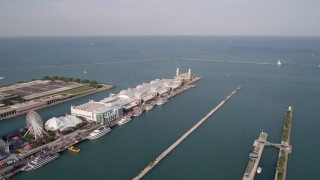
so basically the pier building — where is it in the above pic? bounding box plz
[71,69,189,123]
[71,101,123,124]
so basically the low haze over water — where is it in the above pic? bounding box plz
[0,36,319,180]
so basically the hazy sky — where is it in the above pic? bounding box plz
[1,0,319,36]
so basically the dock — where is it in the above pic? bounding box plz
[242,106,293,180]
[242,131,268,180]
[132,86,242,180]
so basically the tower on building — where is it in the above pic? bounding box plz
[176,67,180,77]
[188,68,192,79]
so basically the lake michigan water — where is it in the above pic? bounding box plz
[0,36,319,180]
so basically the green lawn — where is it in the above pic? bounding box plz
[61,86,93,94]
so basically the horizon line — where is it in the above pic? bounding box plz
[0,34,320,38]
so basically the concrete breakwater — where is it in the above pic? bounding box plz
[132,86,242,180]
[275,107,293,180]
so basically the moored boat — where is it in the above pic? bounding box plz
[68,146,80,153]
[87,126,111,140]
[145,105,153,111]
[118,116,132,125]
[133,111,142,117]
[21,152,60,171]
[156,98,167,105]
[257,167,262,174]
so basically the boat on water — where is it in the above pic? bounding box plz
[68,146,80,153]
[156,98,167,105]
[21,153,60,171]
[87,126,111,140]
[133,111,142,117]
[277,60,282,66]
[145,105,154,111]
[118,116,132,125]
[84,70,87,74]
[0,77,4,80]
[257,167,262,174]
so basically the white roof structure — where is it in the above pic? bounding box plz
[45,115,82,131]
[71,77,182,120]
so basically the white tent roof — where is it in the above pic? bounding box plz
[45,115,82,131]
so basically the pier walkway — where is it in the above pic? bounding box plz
[242,132,268,180]
[132,86,242,180]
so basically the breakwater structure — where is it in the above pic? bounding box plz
[132,85,242,180]
[242,107,293,180]
[274,107,293,180]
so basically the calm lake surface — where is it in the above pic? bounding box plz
[0,36,319,180]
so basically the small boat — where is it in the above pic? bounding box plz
[0,77,4,80]
[84,70,87,74]
[257,167,262,174]
[156,98,167,105]
[118,116,132,125]
[133,111,142,117]
[318,64,320,68]
[145,105,153,111]
[277,60,282,66]
[68,146,80,153]
[89,42,95,46]
[87,126,111,140]
[21,153,60,171]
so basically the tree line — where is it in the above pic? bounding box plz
[42,76,102,88]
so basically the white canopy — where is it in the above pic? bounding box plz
[45,115,82,131]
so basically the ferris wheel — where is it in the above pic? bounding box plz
[25,111,46,140]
